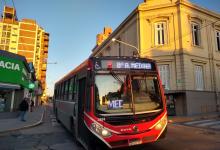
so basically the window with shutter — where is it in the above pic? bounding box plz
[195,65,204,90]
[158,65,170,90]
[191,22,201,46]
[155,22,167,46]
[216,30,220,51]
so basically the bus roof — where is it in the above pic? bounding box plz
[91,56,155,62]
[55,59,89,85]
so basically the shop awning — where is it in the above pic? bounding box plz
[0,82,21,90]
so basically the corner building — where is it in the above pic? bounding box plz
[92,0,220,116]
[0,6,49,97]
[0,50,36,112]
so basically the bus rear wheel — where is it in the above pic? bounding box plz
[70,117,77,141]
[55,109,60,123]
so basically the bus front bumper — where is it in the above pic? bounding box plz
[104,125,167,149]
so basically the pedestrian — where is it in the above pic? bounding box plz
[19,98,29,121]
[30,100,34,112]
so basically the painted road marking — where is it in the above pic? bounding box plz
[211,124,220,130]
[184,119,212,125]
[197,121,220,127]
[183,119,220,130]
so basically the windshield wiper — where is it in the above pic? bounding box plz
[129,73,136,121]
[109,71,123,84]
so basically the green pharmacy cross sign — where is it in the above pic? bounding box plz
[28,83,35,89]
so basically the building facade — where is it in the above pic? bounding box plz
[0,6,49,99]
[91,0,220,115]
[0,50,36,112]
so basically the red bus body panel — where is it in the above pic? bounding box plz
[84,110,167,148]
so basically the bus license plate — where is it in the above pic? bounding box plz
[129,139,142,146]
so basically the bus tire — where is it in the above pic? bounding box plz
[84,127,96,150]
[55,109,60,123]
[86,129,107,150]
[70,117,77,141]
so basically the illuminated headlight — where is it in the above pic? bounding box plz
[101,129,111,137]
[91,123,112,138]
[155,115,167,130]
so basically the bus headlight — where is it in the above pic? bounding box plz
[155,115,167,130]
[91,123,112,138]
[101,129,111,137]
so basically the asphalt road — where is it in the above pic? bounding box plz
[0,105,220,150]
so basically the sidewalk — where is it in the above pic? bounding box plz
[168,112,220,123]
[0,106,45,134]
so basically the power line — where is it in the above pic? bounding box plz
[11,0,15,8]
[2,0,6,5]
[11,0,18,19]
[95,14,220,57]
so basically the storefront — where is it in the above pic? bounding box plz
[164,90,187,116]
[0,50,36,112]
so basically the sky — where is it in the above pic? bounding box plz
[1,0,219,96]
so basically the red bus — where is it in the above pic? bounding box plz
[54,56,167,149]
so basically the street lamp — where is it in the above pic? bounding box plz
[111,38,140,57]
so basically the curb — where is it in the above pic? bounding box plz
[0,107,45,134]
[168,114,220,124]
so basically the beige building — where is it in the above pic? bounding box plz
[91,0,220,115]
[0,6,49,98]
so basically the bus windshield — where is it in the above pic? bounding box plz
[95,71,163,116]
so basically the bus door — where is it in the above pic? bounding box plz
[77,77,86,140]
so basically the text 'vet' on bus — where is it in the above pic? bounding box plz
[53,56,167,149]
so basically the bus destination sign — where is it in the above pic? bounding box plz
[94,60,153,70]
[116,61,151,70]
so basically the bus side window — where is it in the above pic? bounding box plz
[73,76,77,101]
[54,86,56,99]
[68,77,75,101]
[64,80,70,100]
[61,83,63,100]
[58,84,61,99]
[63,82,66,100]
